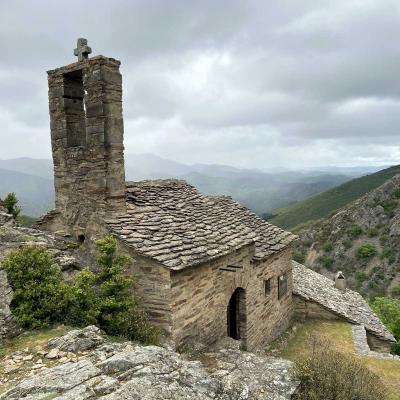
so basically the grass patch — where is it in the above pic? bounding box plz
[0,326,69,358]
[0,326,71,395]
[269,320,400,400]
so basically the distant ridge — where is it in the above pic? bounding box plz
[0,154,356,217]
[269,164,400,229]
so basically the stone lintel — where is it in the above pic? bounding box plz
[47,55,121,76]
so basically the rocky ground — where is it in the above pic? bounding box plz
[0,326,298,400]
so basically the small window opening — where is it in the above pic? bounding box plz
[78,234,86,244]
[264,279,271,296]
[63,69,87,148]
[278,273,288,299]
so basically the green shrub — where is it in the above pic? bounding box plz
[318,255,334,269]
[347,224,362,239]
[2,192,21,220]
[390,285,400,298]
[2,245,67,328]
[380,200,398,216]
[342,240,352,250]
[293,251,305,264]
[367,227,379,237]
[356,244,377,260]
[292,337,387,400]
[393,188,400,198]
[64,268,99,327]
[322,242,333,253]
[379,234,389,246]
[381,248,396,264]
[95,235,159,344]
[370,297,400,355]
[2,237,159,345]
[355,271,367,282]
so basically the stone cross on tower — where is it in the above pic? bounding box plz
[73,38,92,61]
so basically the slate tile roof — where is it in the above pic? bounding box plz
[106,180,297,270]
[292,261,395,342]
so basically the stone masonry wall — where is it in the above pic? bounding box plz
[170,245,294,351]
[40,56,126,241]
[121,242,172,335]
[366,332,393,353]
[293,296,342,321]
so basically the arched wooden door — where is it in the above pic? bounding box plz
[227,287,246,340]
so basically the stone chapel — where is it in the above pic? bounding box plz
[38,41,373,352]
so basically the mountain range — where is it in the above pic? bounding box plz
[0,154,364,217]
[269,164,400,229]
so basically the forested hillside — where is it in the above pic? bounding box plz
[295,175,400,298]
[269,165,400,229]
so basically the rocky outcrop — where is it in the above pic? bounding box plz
[0,269,20,342]
[48,326,105,353]
[297,174,400,297]
[0,205,12,226]
[0,327,298,399]
[0,216,81,343]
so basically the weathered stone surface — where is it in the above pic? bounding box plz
[107,180,297,270]
[0,204,12,225]
[37,55,126,241]
[0,360,101,399]
[0,327,298,400]
[293,261,395,343]
[0,216,80,343]
[48,326,105,353]
[0,268,20,342]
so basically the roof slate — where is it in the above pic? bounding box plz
[106,179,296,270]
[292,261,395,342]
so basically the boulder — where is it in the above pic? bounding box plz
[0,326,298,399]
[48,326,105,353]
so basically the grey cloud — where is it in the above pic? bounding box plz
[0,0,399,168]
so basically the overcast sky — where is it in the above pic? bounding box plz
[1,0,400,170]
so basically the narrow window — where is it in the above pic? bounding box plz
[264,279,271,296]
[278,273,288,299]
[63,70,86,147]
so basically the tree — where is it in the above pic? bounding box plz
[370,297,400,355]
[95,235,159,344]
[3,245,66,328]
[3,237,159,344]
[64,268,99,327]
[2,192,21,220]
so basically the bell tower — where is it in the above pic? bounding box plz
[43,39,126,240]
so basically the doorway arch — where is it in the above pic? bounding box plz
[227,287,246,342]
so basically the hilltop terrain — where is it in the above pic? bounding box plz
[269,164,400,229]
[295,174,400,298]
